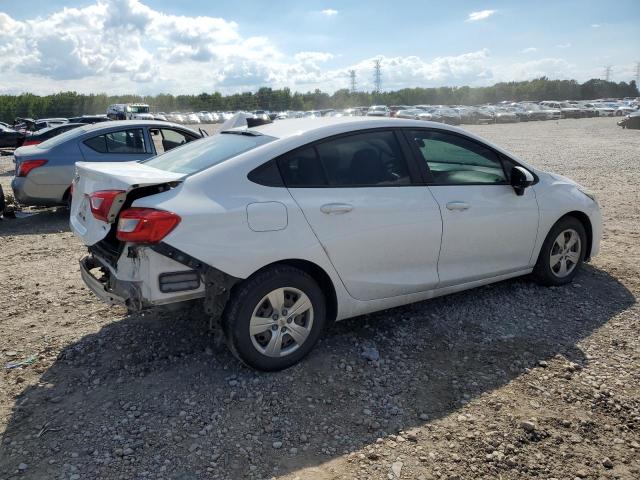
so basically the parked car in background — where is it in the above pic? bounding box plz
[536,104,562,120]
[185,113,201,124]
[395,108,427,120]
[35,118,69,129]
[70,116,601,370]
[68,115,112,124]
[492,107,519,123]
[22,123,84,146]
[0,124,25,148]
[389,106,410,117]
[366,105,391,117]
[539,101,582,119]
[587,103,616,117]
[107,103,153,120]
[11,120,202,207]
[617,110,640,129]
[427,107,461,125]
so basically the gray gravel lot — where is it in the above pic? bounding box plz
[0,117,638,479]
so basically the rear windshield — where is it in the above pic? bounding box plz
[142,131,276,174]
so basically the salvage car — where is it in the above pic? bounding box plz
[22,123,83,146]
[12,120,201,207]
[70,117,601,371]
[0,124,25,148]
[617,110,640,129]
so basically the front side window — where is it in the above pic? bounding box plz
[278,130,411,187]
[409,130,506,185]
[84,129,146,154]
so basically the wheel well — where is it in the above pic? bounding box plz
[560,211,593,260]
[251,259,338,323]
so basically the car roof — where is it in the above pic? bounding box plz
[79,119,197,133]
[243,116,468,140]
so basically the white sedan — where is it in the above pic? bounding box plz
[70,117,601,370]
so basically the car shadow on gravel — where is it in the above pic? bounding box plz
[0,208,70,235]
[0,264,635,479]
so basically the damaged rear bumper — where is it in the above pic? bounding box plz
[79,242,241,315]
[79,254,136,308]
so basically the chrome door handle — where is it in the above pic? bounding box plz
[446,201,470,211]
[320,203,354,214]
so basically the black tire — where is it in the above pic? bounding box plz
[222,265,326,371]
[533,216,587,286]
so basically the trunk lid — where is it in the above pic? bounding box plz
[70,161,185,246]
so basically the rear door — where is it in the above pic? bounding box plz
[404,129,539,286]
[79,127,153,162]
[280,129,442,301]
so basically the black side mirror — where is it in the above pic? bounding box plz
[511,166,535,196]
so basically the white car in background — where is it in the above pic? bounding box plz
[70,117,601,371]
[366,105,391,117]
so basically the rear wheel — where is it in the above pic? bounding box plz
[222,265,326,371]
[533,217,586,286]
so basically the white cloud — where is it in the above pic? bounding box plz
[520,47,538,54]
[467,10,496,22]
[591,24,601,28]
[321,9,338,17]
[556,43,572,48]
[0,1,601,95]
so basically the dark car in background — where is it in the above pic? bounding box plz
[618,110,640,129]
[0,124,25,148]
[68,115,112,124]
[22,123,84,146]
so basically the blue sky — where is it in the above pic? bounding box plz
[0,0,638,94]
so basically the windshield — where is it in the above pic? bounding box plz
[36,125,89,149]
[142,131,276,174]
[127,105,150,113]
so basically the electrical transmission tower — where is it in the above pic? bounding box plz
[635,62,640,85]
[373,60,382,93]
[349,70,357,93]
[604,65,612,82]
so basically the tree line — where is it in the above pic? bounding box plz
[0,77,637,123]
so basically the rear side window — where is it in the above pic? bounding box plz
[84,129,146,154]
[150,128,199,154]
[278,130,411,187]
[143,131,275,174]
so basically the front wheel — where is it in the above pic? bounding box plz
[533,217,586,286]
[222,265,326,371]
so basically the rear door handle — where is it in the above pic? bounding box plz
[320,203,354,215]
[446,201,470,211]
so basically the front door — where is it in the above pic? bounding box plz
[405,129,539,286]
[279,129,443,301]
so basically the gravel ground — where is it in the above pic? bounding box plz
[0,117,638,479]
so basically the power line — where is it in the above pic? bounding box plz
[349,70,357,93]
[373,60,382,93]
[604,65,612,82]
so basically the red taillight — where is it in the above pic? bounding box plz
[89,190,126,222]
[17,159,47,177]
[22,139,40,146]
[116,208,181,244]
